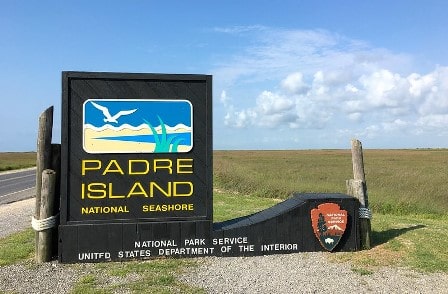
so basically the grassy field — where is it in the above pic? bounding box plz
[0,152,36,172]
[0,150,447,292]
[214,149,448,215]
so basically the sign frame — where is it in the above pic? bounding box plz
[60,71,212,226]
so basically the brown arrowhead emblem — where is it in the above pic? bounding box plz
[311,203,347,251]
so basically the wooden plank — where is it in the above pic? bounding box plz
[351,139,366,182]
[36,169,56,262]
[349,139,372,250]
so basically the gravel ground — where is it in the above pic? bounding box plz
[0,261,83,294]
[0,197,34,238]
[1,198,447,293]
[180,255,448,294]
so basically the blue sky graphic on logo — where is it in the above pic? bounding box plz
[83,99,193,154]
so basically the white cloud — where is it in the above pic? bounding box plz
[257,91,294,115]
[381,119,409,131]
[220,90,231,107]
[281,72,308,94]
[223,65,448,131]
[417,114,448,128]
[345,83,359,93]
[348,112,362,122]
[415,67,448,115]
[408,72,435,97]
[213,25,267,35]
[359,69,403,108]
[214,27,448,147]
[224,91,295,128]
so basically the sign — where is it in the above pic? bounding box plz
[59,72,213,262]
[58,71,360,263]
[60,72,211,223]
[310,203,348,251]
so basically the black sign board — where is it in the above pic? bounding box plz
[59,72,213,262]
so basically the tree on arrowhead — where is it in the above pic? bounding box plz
[317,213,327,236]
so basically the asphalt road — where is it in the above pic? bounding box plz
[0,168,36,205]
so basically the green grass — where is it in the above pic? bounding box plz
[0,228,34,266]
[71,259,204,294]
[0,152,36,172]
[330,213,448,273]
[71,275,108,294]
[214,149,448,215]
[213,190,281,222]
[351,266,374,276]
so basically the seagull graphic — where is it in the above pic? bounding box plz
[90,101,137,123]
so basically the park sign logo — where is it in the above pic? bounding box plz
[310,203,347,251]
[83,99,193,154]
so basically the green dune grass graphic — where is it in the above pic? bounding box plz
[143,116,184,153]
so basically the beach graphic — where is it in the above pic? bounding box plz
[83,99,193,153]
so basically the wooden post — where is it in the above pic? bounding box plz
[349,139,372,249]
[36,169,57,262]
[35,106,53,256]
[351,140,366,181]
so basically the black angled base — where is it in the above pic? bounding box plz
[58,193,360,263]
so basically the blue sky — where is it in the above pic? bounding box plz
[1,1,448,151]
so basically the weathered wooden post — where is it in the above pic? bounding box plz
[346,139,372,249]
[35,169,57,262]
[35,106,53,252]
